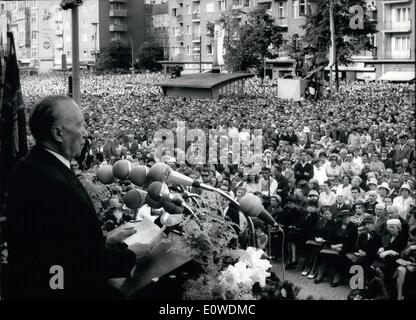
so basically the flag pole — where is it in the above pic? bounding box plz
[328,0,336,92]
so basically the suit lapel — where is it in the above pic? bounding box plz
[34,147,97,215]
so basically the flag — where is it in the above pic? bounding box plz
[328,0,336,67]
[0,32,28,195]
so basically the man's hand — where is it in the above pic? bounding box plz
[106,224,137,247]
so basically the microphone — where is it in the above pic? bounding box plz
[129,164,148,187]
[147,181,183,206]
[239,193,283,231]
[148,162,194,187]
[113,160,131,180]
[147,181,197,218]
[148,162,238,206]
[97,164,115,184]
[123,188,147,210]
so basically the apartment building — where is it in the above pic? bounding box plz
[0,0,146,73]
[144,0,169,58]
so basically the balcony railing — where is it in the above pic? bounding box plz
[384,20,411,32]
[109,0,127,3]
[109,9,127,17]
[176,34,184,42]
[384,50,411,60]
[192,12,200,21]
[192,35,201,42]
[176,14,183,22]
[109,24,127,32]
[275,18,288,27]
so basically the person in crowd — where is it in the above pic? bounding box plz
[314,210,358,287]
[394,225,416,300]
[372,219,408,295]
[392,184,413,220]
[294,150,314,183]
[302,206,335,279]
[319,180,337,207]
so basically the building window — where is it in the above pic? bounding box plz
[299,0,307,16]
[206,44,213,55]
[186,25,191,35]
[187,5,191,14]
[244,0,250,7]
[395,7,410,22]
[278,2,285,18]
[32,31,37,40]
[206,2,215,13]
[186,45,191,55]
[292,0,299,19]
[219,0,226,11]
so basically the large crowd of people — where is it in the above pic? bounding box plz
[19,71,415,300]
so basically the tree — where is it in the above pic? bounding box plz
[97,40,132,72]
[135,41,164,72]
[215,5,284,74]
[302,0,378,86]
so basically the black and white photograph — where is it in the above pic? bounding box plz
[0,0,415,309]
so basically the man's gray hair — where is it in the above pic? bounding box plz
[29,95,73,143]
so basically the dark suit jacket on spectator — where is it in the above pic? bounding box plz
[294,161,314,183]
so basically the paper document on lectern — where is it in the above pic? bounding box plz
[123,216,165,247]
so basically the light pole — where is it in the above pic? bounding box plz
[33,30,55,70]
[92,22,99,71]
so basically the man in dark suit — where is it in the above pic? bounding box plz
[294,150,314,183]
[273,165,290,201]
[6,95,147,300]
[124,133,139,155]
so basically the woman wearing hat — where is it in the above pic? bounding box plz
[392,184,414,220]
[314,209,358,286]
[378,182,391,204]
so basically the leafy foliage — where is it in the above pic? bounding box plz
[135,41,164,72]
[97,40,132,72]
[302,0,378,66]
[219,5,284,73]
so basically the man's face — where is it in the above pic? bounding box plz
[351,189,359,199]
[336,194,345,203]
[301,152,307,162]
[57,100,87,160]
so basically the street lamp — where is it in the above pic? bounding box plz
[33,30,55,70]
[91,22,99,70]
[112,24,134,73]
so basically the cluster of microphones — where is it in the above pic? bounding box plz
[96,161,283,232]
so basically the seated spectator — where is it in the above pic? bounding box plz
[315,210,358,287]
[372,219,408,295]
[302,206,335,279]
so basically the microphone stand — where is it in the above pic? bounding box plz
[198,183,257,248]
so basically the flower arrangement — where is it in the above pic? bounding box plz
[169,196,300,300]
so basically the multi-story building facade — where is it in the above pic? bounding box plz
[372,0,414,80]
[165,0,414,80]
[0,0,146,73]
[144,0,169,58]
[166,0,256,73]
